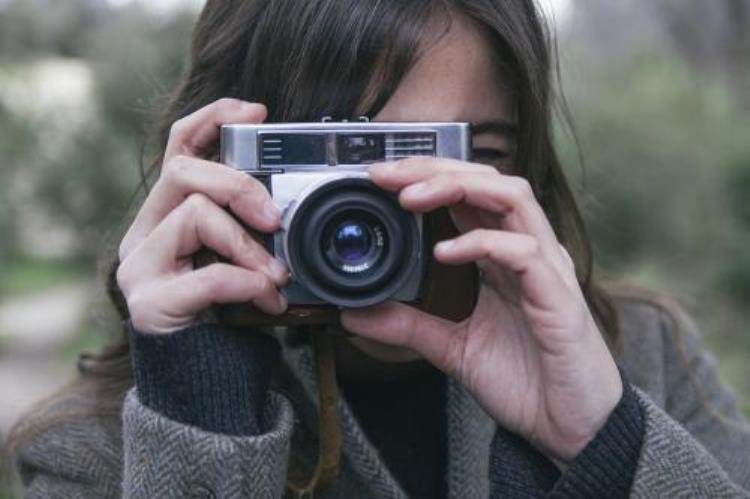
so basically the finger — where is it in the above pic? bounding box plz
[128,264,288,332]
[434,229,578,307]
[371,160,557,254]
[399,171,564,268]
[558,243,576,271]
[340,301,465,376]
[369,156,493,191]
[164,98,267,163]
[172,263,287,315]
[120,156,280,260]
[126,193,288,286]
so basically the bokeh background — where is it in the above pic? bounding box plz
[0,0,748,495]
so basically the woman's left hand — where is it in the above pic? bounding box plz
[340,158,623,464]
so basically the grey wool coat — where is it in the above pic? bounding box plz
[12,296,750,498]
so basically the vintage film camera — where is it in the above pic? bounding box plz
[213,119,478,326]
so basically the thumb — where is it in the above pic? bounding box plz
[340,301,463,374]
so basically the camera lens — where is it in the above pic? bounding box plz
[285,177,421,307]
[334,222,370,262]
[323,213,385,274]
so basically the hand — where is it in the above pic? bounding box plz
[116,99,289,334]
[340,158,622,463]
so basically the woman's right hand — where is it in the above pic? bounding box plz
[116,99,289,335]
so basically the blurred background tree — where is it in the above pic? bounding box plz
[0,0,748,494]
[557,0,750,413]
[0,2,197,493]
[0,0,194,268]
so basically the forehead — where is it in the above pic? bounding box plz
[374,14,514,124]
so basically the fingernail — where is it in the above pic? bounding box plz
[403,183,427,198]
[436,240,455,252]
[263,200,281,224]
[269,258,289,283]
[277,293,288,313]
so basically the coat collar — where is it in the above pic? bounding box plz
[280,335,495,498]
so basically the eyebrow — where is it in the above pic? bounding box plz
[471,120,518,139]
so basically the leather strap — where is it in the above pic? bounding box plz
[286,328,342,498]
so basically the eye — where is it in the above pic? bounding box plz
[472,148,510,164]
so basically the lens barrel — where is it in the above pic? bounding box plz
[285,178,420,307]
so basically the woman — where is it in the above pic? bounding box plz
[8,0,750,497]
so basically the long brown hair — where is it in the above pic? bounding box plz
[8,0,621,463]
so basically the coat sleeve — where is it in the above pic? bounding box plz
[14,407,125,499]
[629,303,750,498]
[13,387,294,499]
[15,321,297,499]
[121,387,294,499]
[121,322,296,498]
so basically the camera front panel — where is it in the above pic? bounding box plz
[271,172,424,308]
[220,121,471,311]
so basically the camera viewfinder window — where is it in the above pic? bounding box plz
[337,134,386,164]
[260,134,327,166]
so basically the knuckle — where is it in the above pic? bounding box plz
[162,154,191,179]
[168,118,189,142]
[479,231,497,254]
[473,162,497,174]
[229,175,263,206]
[235,228,262,259]
[115,259,132,291]
[510,176,534,203]
[215,97,241,113]
[435,172,454,186]
[226,182,246,208]
[255,273,274,295]
[400,156,430,170]
[118,237,132,263]
[197,265,224,294]
[126,289,152,324]
[524,238,541,259]
[559,243,576,269]
[184,192,212,214]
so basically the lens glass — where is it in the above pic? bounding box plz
[322,211,386,274]
[333,222,371,262]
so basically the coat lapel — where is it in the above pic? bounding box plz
[445,376,495,498]
[280,336,494,498]
[281,339,407,498]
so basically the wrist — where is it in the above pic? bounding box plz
[548,377,645,497]
[549,366,624,463]
[127,320,279,435]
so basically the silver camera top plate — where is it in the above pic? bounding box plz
[220,121,471,172]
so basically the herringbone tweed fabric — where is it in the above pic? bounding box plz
[13,297,750,498]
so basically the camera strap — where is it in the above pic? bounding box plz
[286,327,342,498]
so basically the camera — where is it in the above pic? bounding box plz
[220,119,471,309]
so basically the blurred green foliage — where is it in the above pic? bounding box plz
[562,50,750,294]
[0,0,194,270]
[557,43,750,413]
[0,257,88,297]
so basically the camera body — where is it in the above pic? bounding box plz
[220,120,471,308]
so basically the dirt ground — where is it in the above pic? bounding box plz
[0,282,94,436]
